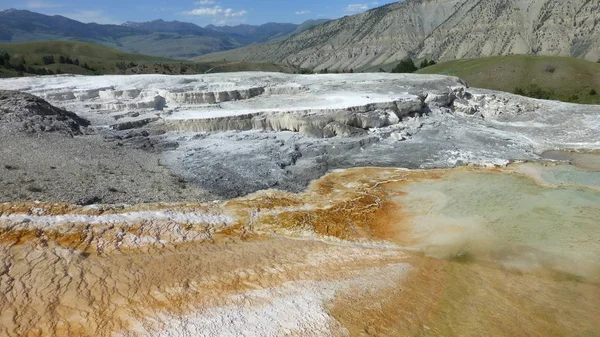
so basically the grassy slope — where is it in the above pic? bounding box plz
[0,40,169,74]
[417,55,600,104]
[0,40,298,77]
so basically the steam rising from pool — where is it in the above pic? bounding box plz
[396,168,600,282]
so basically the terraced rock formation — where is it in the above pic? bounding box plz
[1,72,599,201]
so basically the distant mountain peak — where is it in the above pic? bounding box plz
[122,21,141,27]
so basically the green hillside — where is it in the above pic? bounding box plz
[417,55,600,104]
[0,40,170,75]
[0,41,298,77]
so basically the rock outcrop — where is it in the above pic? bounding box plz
[0,90,89,135]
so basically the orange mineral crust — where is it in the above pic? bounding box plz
[1,165,599,336]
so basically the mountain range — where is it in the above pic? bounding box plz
[3,0,600,72]
[0,9,329,59]
[196,0,600,71]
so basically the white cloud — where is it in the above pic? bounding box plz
[59,10,119,24]
[345,4,369,13]
[184,5,247,18]
[25,1,63,9]
[295,10,311,15]
[195,0,215,4]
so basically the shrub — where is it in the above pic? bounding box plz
[392,57,417,73]
[26,185,44,193]
[527,84,551,99]
[514,87,526,96]
[590,89,597,96]
[298,68,314,74]
[115,62,128,71]
[514,85,552,100]
[419,59,437,69]
[544,64,556,73]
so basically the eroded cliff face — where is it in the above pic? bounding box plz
[197,0,600,70]
[1,164,599,336]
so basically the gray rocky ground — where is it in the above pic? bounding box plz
[0,130,214,204]
[0,90,213,203]
[0,73,598,203]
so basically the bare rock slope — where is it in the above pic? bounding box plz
[197,0,600,71]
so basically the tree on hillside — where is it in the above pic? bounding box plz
[74,58,80,66]
[42,55,55,65]
[3,52,10,63]
[419,59,437,68]
[0,57,4,67]
[59,55,66,64]
[115,62,128,71]
[392,57,417,73]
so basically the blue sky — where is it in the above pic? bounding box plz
[1,0,390,26]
